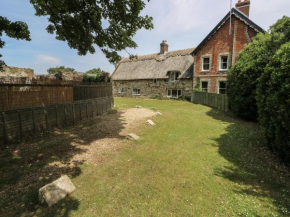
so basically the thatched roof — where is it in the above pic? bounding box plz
[112,48,194,81]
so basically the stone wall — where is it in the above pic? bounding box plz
[113,79,193,98]
[0,66,34,77]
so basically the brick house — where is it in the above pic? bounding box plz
[112,0,263,97]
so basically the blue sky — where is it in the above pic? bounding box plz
[1,0,289,75]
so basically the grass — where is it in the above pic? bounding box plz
[1,98,290,216]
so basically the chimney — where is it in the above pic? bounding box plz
[160,40,169,55]
[236,0,250,17]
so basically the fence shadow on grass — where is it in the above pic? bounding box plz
[0,110,126,217]
[206,109,290,216]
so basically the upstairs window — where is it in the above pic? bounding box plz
[201,81,208,92]
[220,56,229,70]
[218,81,227,94]
[153,79,157,84]
[132,88,141,96]
[202,57,210,71]
[169,71,179,82]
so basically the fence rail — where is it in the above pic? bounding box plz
[0,97,114,144]
[191,92,229,112]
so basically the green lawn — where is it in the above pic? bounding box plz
[2,98,290,216]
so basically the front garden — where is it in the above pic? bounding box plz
[1,98,290,216]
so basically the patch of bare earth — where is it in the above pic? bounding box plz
[69,107,155,166]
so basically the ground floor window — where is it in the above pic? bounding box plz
[167,89,182,98]
[218,81,227,94]
[118,87,123,93]
[201,81,208,92]
[132,88,141,96]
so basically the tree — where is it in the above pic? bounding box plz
[0,16,31,70]
[83,68,110,82]
[257,42,290,162]
[227,16,290,121]
[30,0,153,64]
[47,66,75,75]
[0,0,153,69]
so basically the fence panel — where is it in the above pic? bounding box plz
[0,97,113,144]
[192,91,229,112]
[0,83,112,111]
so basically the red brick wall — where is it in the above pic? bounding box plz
[194,16,258,93]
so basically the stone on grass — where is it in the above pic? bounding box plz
[135,105,142,109]
[146,120,155,126]
[39,175,76,207]
[156,112,162,116]
[127,133,140,141]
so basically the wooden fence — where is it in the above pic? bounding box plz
[0,97,114,144]
[0,83,112,111]
[191,92,229,112]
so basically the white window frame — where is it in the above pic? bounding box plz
[132,88,141,96]
[218,81,227,94]
[219,55,229,71]
[169,71,179,82]
[118,87,123,93]
[202,57,211,72]
[167,89,182,98]
[201,81,209,92]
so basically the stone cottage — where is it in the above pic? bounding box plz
[112,0,263,97]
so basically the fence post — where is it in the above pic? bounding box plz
[64,105,68,126]
[18,110,23,137]
[72,103,76,124]
[32,109,36,134]
[2,112,8,142]
[55,105,59,128]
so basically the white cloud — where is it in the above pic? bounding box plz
[37,54,60,65]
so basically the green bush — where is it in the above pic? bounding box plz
[256,42,290,161]
[227,16,290,121]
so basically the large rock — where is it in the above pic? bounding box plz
[39,175,76,207]
[156,112,162,116]
[127,133,140,141]
[146,120,155,126]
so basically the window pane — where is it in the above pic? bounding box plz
[203,57,210,71]
[219,82,226,89]
[201,82,208,92]
[175,72,179,80]
[170,72,174,81]
[220,56,228,70]
[204,58,210,64]
[167,89,171,96]
[178,90,182,96]
[219,82,226,94]
[172,90,178,97]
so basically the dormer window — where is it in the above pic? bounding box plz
[169,71,179,82]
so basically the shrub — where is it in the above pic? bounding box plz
[256,42,290,162]
[227,16,290,121]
